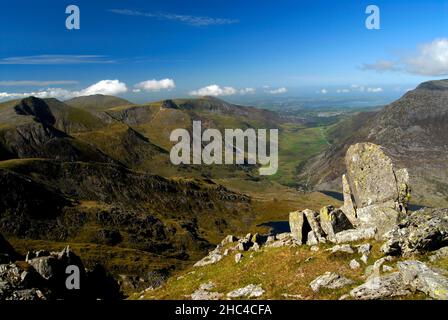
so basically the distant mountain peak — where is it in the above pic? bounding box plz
[65,94,133,111]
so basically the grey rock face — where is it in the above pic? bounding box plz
[191,282,223,300]
[356,202,401,238]
[357,243,372,256]
[345,143,399,208]
[350,272,410,300]
[221,235,238,246]
[341,174,357,225]
[227,284,264,299]
[398,260,448,300]
[349,259,361,270]
[367,256,394,279]
[381,208,448,256]
[194,247,223,267]
[306,231,319,246]
[334,227,377,244]
[328,244,354,254]
[343,143,410,238]
[289,210,305,244]
[310,272,354,292]
[303,209,326,242]
[27,256,60,281]
[429,247,448,262]
[319,206,354,240]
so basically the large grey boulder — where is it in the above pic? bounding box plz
[398,260,448,300]
[345,143,399,207]
[350,272,410,300]
[344,143,410,238]
[310,272,354,292]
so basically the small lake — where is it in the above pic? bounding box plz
[257,221,290,235]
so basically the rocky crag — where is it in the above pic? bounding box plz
[157,142,448,300]
[0,235,121,300]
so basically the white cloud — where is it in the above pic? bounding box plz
[317,89,327,94]
[0,79,128,101]
[336,89,350,93]
[405,38,448,76]
[366,87,383,93]
[190,85,238,96]
[239,87,256,94]
[267,87,287,94]
[80,80,128,96]
[134,79,175,92]
[362,38,448,76]
[0,88,76,100]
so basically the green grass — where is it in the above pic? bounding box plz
[135,238,440,300]
[269,123,330,186]
[134,240,424,300]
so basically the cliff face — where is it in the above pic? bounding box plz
[300,80,448,207]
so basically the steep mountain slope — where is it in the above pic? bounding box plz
[0,97,114,163]
[300,79,448,207]
[0,158,252,261]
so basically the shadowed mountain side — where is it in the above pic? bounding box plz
[0,158,252,258]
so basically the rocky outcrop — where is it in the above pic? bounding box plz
[381,208,448,256]
[191,282,223,300]
[289,142,411,246]
[344,143,409,237]
[350,260,448,300]
[398,260,448,300]
[310,272,354,292]
[350,272,410,300]
[227,284,265,299]
[0,234,121,300]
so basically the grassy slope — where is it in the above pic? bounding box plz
[135,240,433,300]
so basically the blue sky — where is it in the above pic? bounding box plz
[1,0,447,103]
